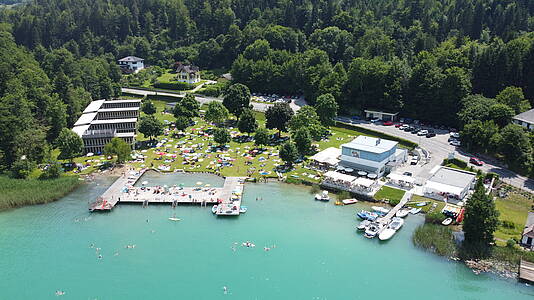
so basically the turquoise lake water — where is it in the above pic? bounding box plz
[0,173,533,299]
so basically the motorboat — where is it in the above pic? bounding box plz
[342,199,358,205]
[416,202,428,207]
[410,208,422,214]
[357,210,379,221]
[168,217,181,221]
[378,218,404,240]
[212,205,218,214]
[357,220,371,231]
[314,190,330,201]
[442,218,453,226]
[364,222,383,238]
[239,206,248,213]
[395,209,410,218]
[372,206,390,214]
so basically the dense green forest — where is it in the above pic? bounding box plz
[0,0,533,176]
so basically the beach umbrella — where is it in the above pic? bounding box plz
[196,181,203,185]
[86,152,94,157]
[142,181,148,185]
[205,184,211,187]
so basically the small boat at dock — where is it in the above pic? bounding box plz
[357,210,378,221]
[372,206,390,214]
[364,222,383,238]
[442,218,453,226]
[395,209,410,218]
[357,220,371,231]
[168,217,181,221]
[410,208,421,214]
[212,205,218,214]
[416,202,428,207]
[342,199,358,205]
[314,191,330,201]
[378,217,404,241]
[239,206,248,213]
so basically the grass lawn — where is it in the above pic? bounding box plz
[156,71,176,84]
[374,186,405,202]
[407,195,446,213]
[494,190,533,241]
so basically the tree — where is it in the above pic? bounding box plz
[10,158,35,179]
[293,128,312,156]
[56,128,83,161]
[288,106,326,140]
[40,161,63,179]
[254,127,270,148]
[223,83,251,117]
[213,128,231,146]
[488,103,515,127]
[279,141,298,167]
[175,116,191,131]
[138,115,163,141]
[457,94,497,126]
[141,100,157,115]
[14,127,48,163]
[205,101,229,125]
[173,94,200,119]
[237,109,258,135]
[314,93,339,126]
[460,120,499,152]
[495,86,531,114]
[462,178,499,258]
[103,137,131,164]
[498,124,532,170]
[265,102,294,136]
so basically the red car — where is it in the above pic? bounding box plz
[383,121,394,126]
[395,123,403,128]
[469,157,484,166]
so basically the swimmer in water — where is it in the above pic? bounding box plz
[223,286,228,294]
[55,290,65,296]
[89,243,95,248]
[98,255,103,259]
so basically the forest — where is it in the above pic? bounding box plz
[0,0,533,176]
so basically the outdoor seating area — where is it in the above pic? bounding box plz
[308,147,341,171]
[387,173,415,189]
[321,171,381,195]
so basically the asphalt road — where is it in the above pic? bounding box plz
[353,121,534,193]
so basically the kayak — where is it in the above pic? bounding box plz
[168,217,181,221]
[442,218,453,226]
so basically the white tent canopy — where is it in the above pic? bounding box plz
[353,177,375,188]
[324,171,357,183]
[387,173,415,184]
[424,181,464,197]
[309,147,341,166]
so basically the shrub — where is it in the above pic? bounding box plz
[425,211,447,224]
[153,81,194,90]
[442,158,467,169]
[10,159,35,179]
[500,220,516,229]
[39,162,63,179]
[506,239,516,248]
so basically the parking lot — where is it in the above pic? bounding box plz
[252,93,300,104]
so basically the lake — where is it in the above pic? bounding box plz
[0,173,532,299]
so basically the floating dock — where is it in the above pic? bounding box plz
[90,170,246,216]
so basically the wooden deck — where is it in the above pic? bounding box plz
[90,172,246,215]
[519,260,534,283]
[376,192,412,225]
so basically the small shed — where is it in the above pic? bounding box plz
[364,110,399,121]
[521,212,534,250]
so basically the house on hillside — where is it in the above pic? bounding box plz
[338,136,407,177]
[522,212,534,251]
[118,56,145,73]
[513,109,534,130]
[175,62,201,84]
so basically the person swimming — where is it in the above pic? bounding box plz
[223,286,228,294]
[55,290,65,296]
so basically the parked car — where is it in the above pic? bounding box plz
[410,156,419,165]
[399,124,409,130]
[450,139,461,146]
[450,132,460,139]
[426,132,436,138]
[404,126,413,132]
[469,157,484,166]
[370,118,380,123]
[395,123,403,128]
[383,121,394,126]
[403,172,413,176]
[417,130,428,136]
[411,127,420,134]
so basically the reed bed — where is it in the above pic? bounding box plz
[412,223,457,257]
[0,176,81,211]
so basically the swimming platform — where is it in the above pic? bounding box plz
[89,169,246,216]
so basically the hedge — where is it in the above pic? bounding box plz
[334,122,418,149]
[442,158,468,169]
[153,81,195,90]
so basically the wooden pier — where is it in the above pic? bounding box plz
[376,192,412,226]
[90,171,246,215]
[519,259,534,283]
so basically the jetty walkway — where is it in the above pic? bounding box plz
[90,170,246,216]
[376,192,412,225]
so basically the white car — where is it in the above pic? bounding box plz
[450,132,460,138]
[450,139,461,146]
[399,124,409,130]
[370,118,380,123]
[410,156,419,165]
[417,130,428,136]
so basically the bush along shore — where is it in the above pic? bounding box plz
[0,176,81,211]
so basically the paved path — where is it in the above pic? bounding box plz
[349,120,534,193]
